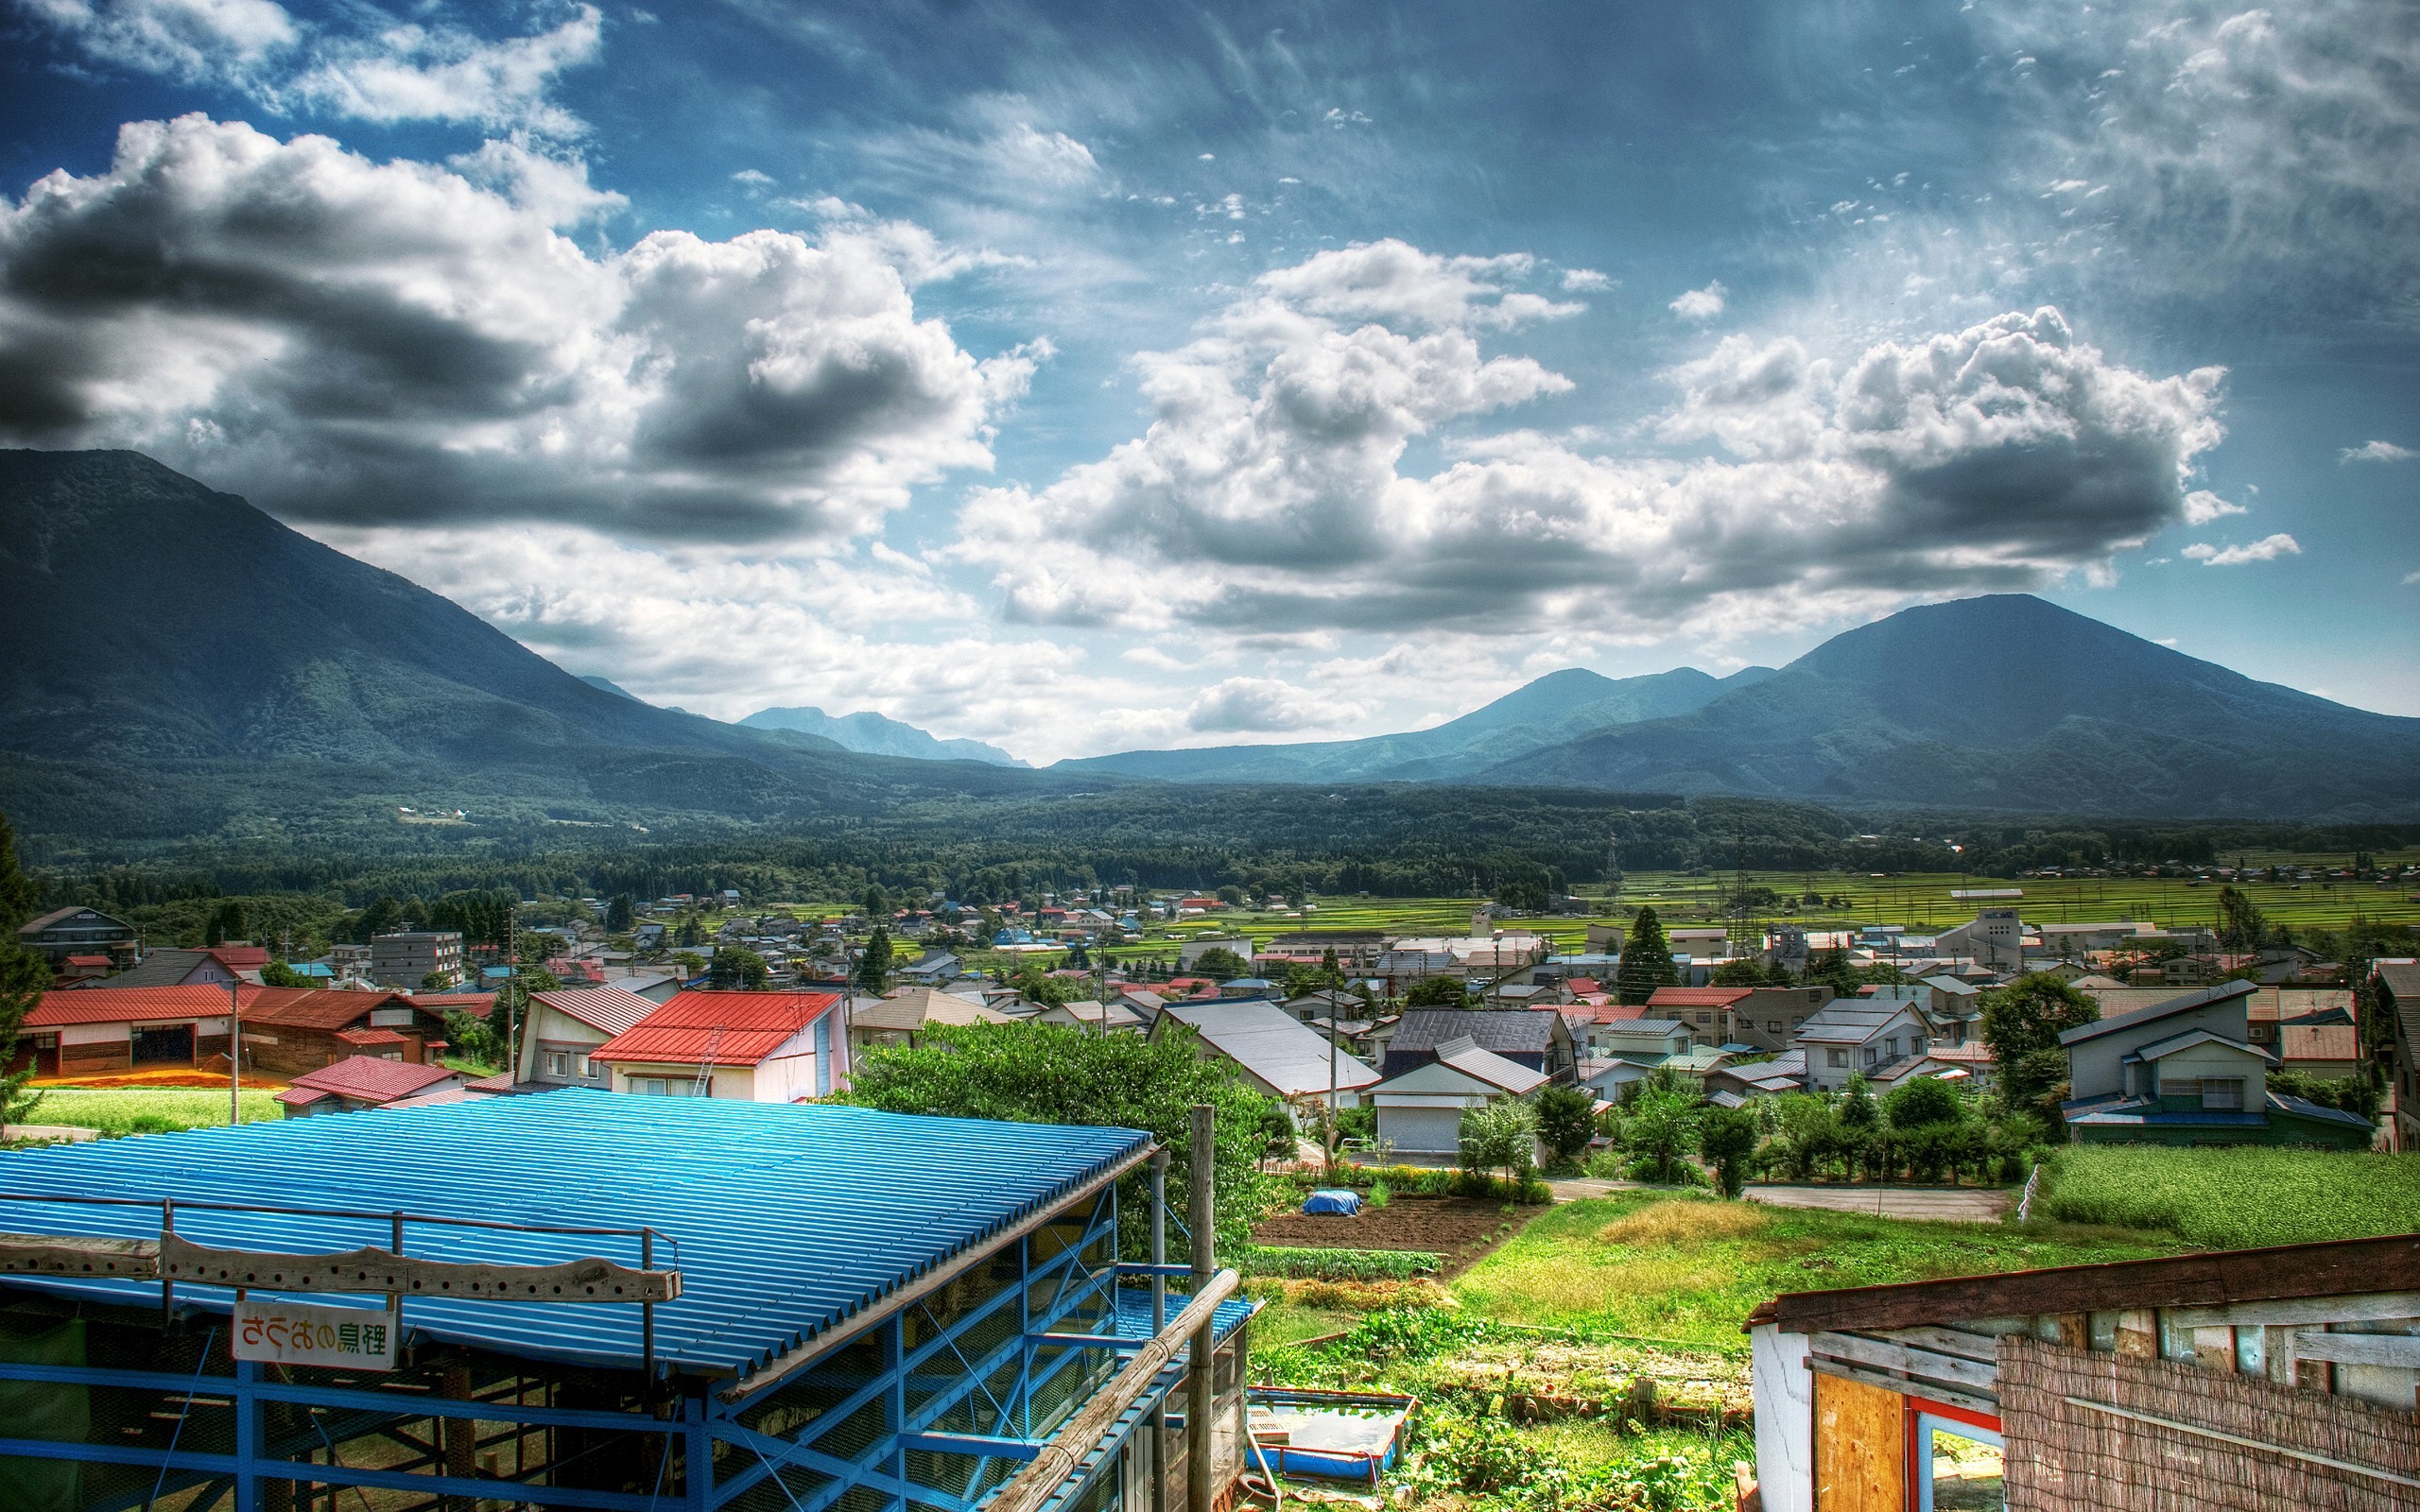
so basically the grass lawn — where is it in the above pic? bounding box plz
[24,1087,283,1134]
[2037,1146,2420,1250]
[1449,1194,2175,1353]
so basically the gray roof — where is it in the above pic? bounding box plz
[104,949,216,988]
[2059,981,2256,1047]
[1158,1000,1378,1097]
[1389,1007,1561,1057]
[1792,1001,1913,1044]
[1594,1018,1686,1037]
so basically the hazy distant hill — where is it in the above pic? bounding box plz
[741,706,1026,766]
[1060,665,1774,782]
[1483,595,2420,818]
[0,450,1065,838]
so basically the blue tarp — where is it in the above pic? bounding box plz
[1301,1189,1361,1216]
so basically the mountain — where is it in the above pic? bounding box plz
[0,449,1070,840]
[1059,665,1774,782]
[1482,595,2420,818]
[740,706,1026,766]
[579,675,641,700]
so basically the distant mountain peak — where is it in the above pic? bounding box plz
[739,705,1026,766]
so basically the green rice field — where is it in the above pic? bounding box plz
[2035,1146,2420,1250]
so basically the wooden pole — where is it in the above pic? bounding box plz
[983,1268,1239,1512]
[1150,1149,1169,1512]
[1187,1103,1216,1512]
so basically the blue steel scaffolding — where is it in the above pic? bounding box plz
[0,1091,1254,1512]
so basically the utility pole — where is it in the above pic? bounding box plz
[226,974,241,1126]
[1186,1104,1216,1512]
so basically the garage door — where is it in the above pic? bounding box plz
[130,1024,194,1065]
[1379,1107,1464,1157]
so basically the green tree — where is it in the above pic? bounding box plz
[676,915,706,948]
[1193,946,1248,983]
[1883,1075,1964,1131]
[1402,975,1472,1008]
[443,1008,504,1071]
[2216,885,2270,953]
[845,1022,1273,1260]
[205,900,248,947]
[1980,973,2100,1117]
[0,815,48,1130]
[853,926,894,993]
[419,970,454,992]
[1615,906,1679,1005]
[1838,1073,1878,1132]
[1533,1084,1599,1167]
[1710,958,1768,987]
[1216,885,1245,908]
[1009,963,1071,1007]
[606,894,634,932]
[258,958,305,988]
[1804,948,1864,996]
[709,947,771,989]
[673,951,707,976]
[1620,1079,1701,1183]
[1698,1105,1758,1197]
[862,885,890,919]
[1457,1096,1538,1182]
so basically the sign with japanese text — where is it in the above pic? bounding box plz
[233,1298,398,1370]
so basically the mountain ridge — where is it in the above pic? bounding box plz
[741,706,1026,766]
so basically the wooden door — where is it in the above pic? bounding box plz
[1815,1371,1905,1512]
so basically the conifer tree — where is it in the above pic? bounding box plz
[0,816,49,1129]
[1615,905,1680,1005]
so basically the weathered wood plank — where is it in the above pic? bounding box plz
[2292,1332,2420,1369]
[1875,1325,2001,1363]
[2163,1291,2420,1331]
[1810,1332,1999,1391]
[0,1232,161,1279]
[160,1234,678,1302]
[1807,1357,1998,1418]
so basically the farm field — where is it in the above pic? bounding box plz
[23,1087,282,1135]
[2035,1146,2420,1250]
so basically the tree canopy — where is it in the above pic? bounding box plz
[1615,905,1679,1005]
[0,815,46,1128]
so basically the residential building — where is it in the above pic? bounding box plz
[272,1055,463,1116]
[2379,963,2420,1152]
[1378,1007,1576,1081]
[1913,975,1983,1040]
[1035,998,1150,1033]
[15,904,138,973]
[1745,1233,2420,1512]
[515,984,658,1089]
[1642,985,1748,1042]
[1935,907,2025,971]
[2057,981,2371,1147]
[1792,999,1932,1092]
[591,988,849,1101]
[238,988,464,1077]
[1152,1000,1380,1115]
[98,945,262,989]
[897,949,963,985]
[849,987,1014,1053]
[370,930,464,988]
[21,985,235,1077]
[1369,1035,1548,1157]
[1702,1050,1808,1105]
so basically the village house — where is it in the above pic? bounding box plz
[273,1054,464,1116]
[1368,1034,1548,1158]
[590,988,849,1100]
[2378,962,2420,1152]
[1379,1007,1576,1081]
[98,944,266,988]
[2058,981,2372,1148]
[1717,985,1840,1053]
[1152,999,1379,1117]
[1793,998,1932,1092]
[1703,1048,1810,1105]
[1035,998,1150,1033]
[848,986,1014,1053]
[15,903,139,974]
[20,985,234,1077]
[515,983,659,1089]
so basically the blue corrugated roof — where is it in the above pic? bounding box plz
[0,1091,1149,1382]
[1113,1289,1257,1346]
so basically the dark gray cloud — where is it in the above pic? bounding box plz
[0,115,1026,542]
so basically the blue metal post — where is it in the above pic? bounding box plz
[233,1359,258,1512]
[686,1393,712,1512]
[889,1314,908,1512]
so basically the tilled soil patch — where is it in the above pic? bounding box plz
[1252,1195,1539,1277]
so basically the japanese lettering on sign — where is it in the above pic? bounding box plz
[232,1298,398,1369]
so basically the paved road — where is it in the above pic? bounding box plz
[1543,1178,2011,1223]
[2,1125,98,1143]
[1742,1185,2013,1222]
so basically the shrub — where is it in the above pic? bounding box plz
[2036,1146,2420,1249]
[1243,1246,1443,1281]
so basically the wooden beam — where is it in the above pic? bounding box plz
[1751,1233,2420,1336]
[1810,1332,1999,1392]
[2292,1332,2420,1370]
[1806,1356,1997,1417]
[0,1232,160,1280]
[982,1268,1241,1512]
[2163,1291,2420,1331]
[1873,1326,2002,1364]
[159,1234,678,1302]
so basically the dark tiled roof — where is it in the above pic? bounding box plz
[1387,1008,1559,1056]
[2058,980,2257,1046]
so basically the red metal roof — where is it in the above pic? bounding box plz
[415,993,498,1020]
[281,1056,459,1105]
[337,1027,409,1046]
[1646,987,1754,1008]
[28,985,235,1027]
[591,989,841,1068]
[243,988,419,1032]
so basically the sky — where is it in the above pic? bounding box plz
[1,0,2414,764]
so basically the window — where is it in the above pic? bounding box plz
[1827,1048,1848,1068]
[575,1055,591,1078]
[1914,1413,2003,1511]
[2201,1077,2243,1110]
[1884,1037,1899,1057]
[1766,1020,1783,1034]
[547,1052,569,1077]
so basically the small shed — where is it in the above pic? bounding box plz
[273,1054,464,1115]
[1745,1232,2420,1512]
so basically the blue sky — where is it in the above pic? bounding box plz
[2,0,2413,761]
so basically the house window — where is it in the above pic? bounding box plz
[629,1077,697,1097]
[547,1053,569,1077]
[2201,1078,2243,1110]
[1827,1049,1848,1069]
[575,1055,591,1078]
[1884,1037,1899,1057]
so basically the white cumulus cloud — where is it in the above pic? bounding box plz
[2341,439,2414,464]
[0,115,1030,544]
[956,242,2228,642]
[1668,282,1726,320]
[1184,677,1362,733]
[2185,533,2302,566]
[2182,489,2246,524]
